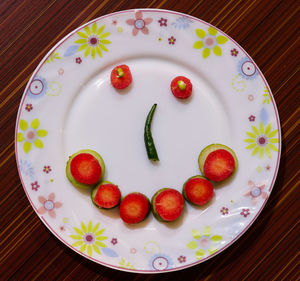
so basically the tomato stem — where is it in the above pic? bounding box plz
[117,67,124,77]
[177,80,186,90]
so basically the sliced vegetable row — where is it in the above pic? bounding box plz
[66,143,238,224]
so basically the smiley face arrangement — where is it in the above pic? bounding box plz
[16,10,280,272]
[66,65,238,224]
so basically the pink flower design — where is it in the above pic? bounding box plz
[25,104,33,112]
[231,48,239,56]
[126,11,153,36]
[76,57,82,64]
[37,193,62,218]
[43,165,51,173]
[248,115,256,122]
[220,207,229,215]
[266,165,271,171]
[111,238,118,245]
[240,208,250,217]
[31,181,40,191]
[58,68,64,75]
[158,18,167,27]
[177,255,186,263]
[244,180,268,205]
[248,94,254,101]
[168,36,176,45]
[130,248,137,254]
[112,20,117,25]
[59,226,65,231]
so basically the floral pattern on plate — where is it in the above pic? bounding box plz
[244,122,279,159]
[193,26,228,58]
[186,226,223,260]
[17,119,48,153]
[70,221,107,257]
[74,22,111,59]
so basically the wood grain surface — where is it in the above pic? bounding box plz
[0,0,299,280]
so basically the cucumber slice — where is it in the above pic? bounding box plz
[91,181,113,208]
[151,188,169,222]
[66,149,105,189]
[151,188,185,222]
[198,144,238,181]
[119,192,150,224]
[182,175,214,206]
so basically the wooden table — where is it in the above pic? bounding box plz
[0,0,299,280]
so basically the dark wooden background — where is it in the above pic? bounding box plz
[0,0,299,280]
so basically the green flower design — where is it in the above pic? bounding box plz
[119,258,135,269]
[75,22,111,59]
[45,52,61,64]
[17,119,48,153]
[244,122,278,158]
[186,226,222,260]
[70,221,107,257]
[263,87,271,104]
[193,26,228,58]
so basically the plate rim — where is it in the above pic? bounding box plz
[15,8,282,273]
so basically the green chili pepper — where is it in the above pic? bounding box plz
[144,104,159,161]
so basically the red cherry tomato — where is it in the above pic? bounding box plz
[170,76,192,99]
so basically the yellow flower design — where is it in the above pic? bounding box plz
[75,22,111,59]
[118,258,135,269]
[17,119,48,153]
[186,226,222,260]
[193,26,228,58]
[263,86,271,104]
[45,52,61,64]
[70,221,107,257]
[244,122,278,158]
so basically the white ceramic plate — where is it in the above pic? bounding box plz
[16,9,281,273]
